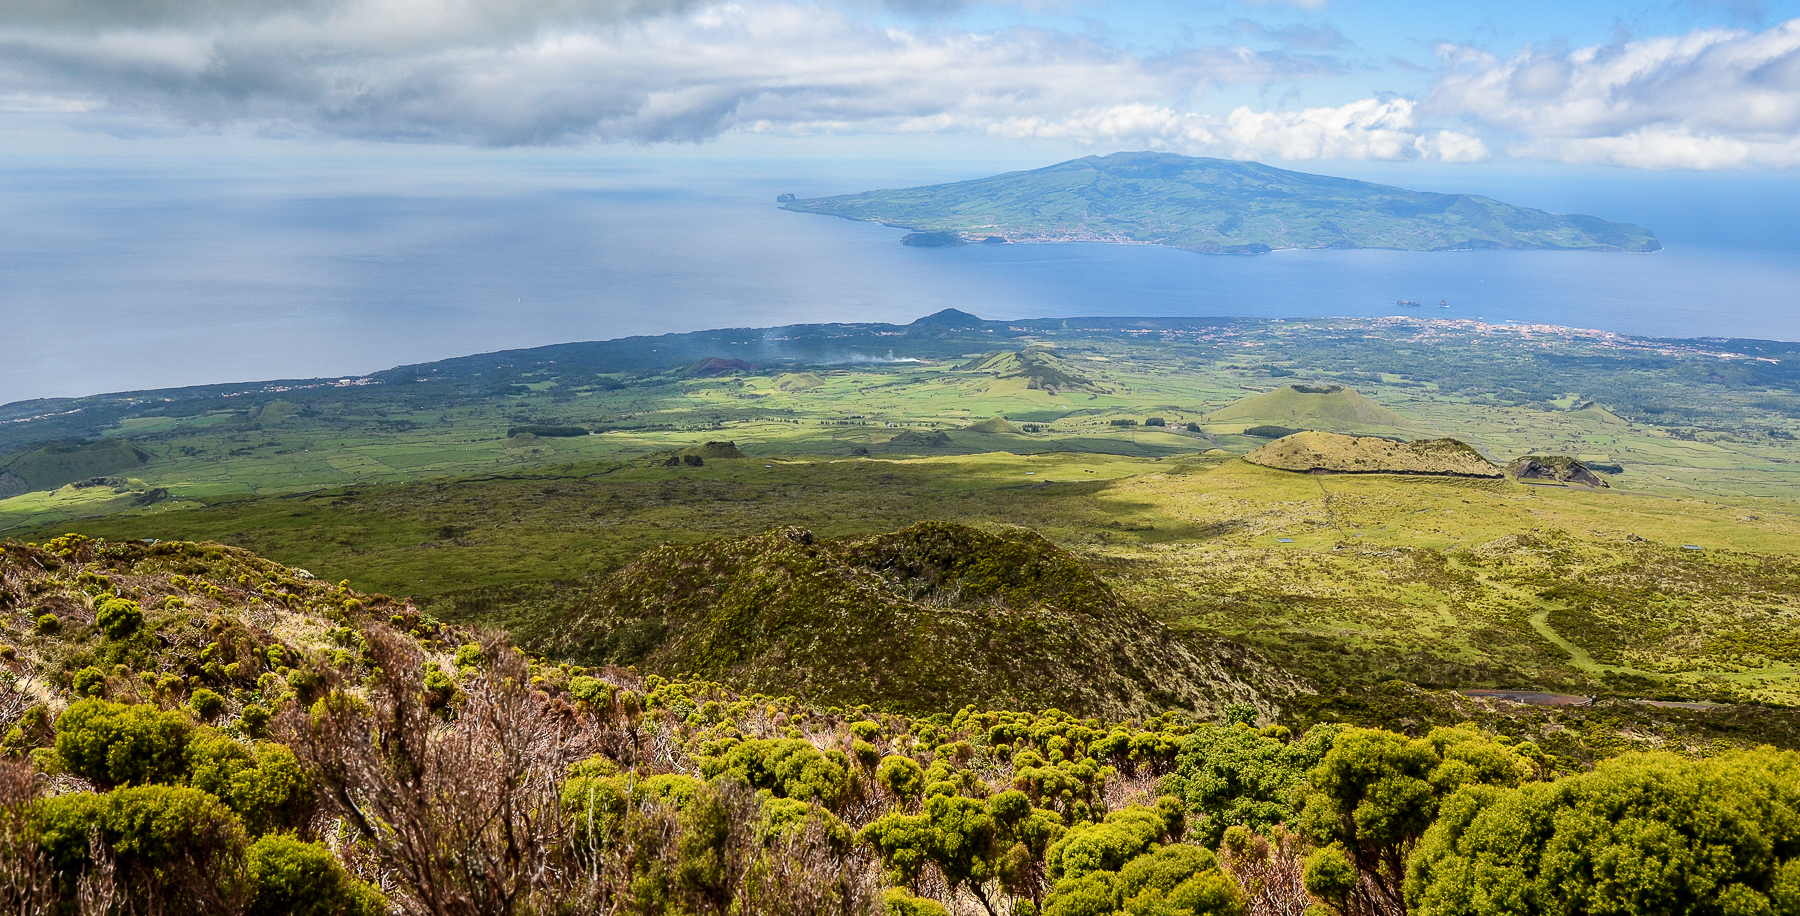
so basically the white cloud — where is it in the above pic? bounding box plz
[1429,17,1800,168]
[0,0,1350,147]
[983,97,1488,162]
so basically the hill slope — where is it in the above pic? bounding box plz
[782,152,1661,254]
[1204,385,1418,436]
[1243,431,1502,477]
[542,521,1294,718]
[0,439,152,498]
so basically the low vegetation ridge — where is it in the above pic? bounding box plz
[781,151,1662,254]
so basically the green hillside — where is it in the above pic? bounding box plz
[0,438,152,498]
[1203,384,1419,436]
[964,416,1026,434]
[782,152,1662,254]
[540,521,1287,718]
[970,347,1110,394]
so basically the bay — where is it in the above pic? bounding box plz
[3,151,1798,404]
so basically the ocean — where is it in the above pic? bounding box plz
[4,150,1799,404]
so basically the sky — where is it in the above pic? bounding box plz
[3,0,1800,169]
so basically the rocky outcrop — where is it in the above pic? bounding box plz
[1510,456,1609,488]
[1244,431,1503,478]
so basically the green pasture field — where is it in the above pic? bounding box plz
[9,319,1800,537]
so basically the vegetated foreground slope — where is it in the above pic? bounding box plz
[15,535,1800,916]
[543,521,1295,719]
[781,151,1662,254]
[1243,432,1503,477]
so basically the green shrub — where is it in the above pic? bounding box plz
[35,784,245,903]
[877,754,926,801]
[760,796,852,848]
[56,698,192,788]
[862,791,1066,910]
[454,643,483,670]
[2,705,52,756]
[562,769,631,841]
[569,675,616,708]
[1298,726,1537,915]
[423,664,457,709]
[1303,846,1358,912]
[247,833,386,916]
[71,666,106,698]
[240,704,272,739]
[1046,799,1184,882]
[187,731,314,835]
[884,888,952,916]
[852,739,880,770]
[190,687,226,721]
[1407,748,1800,916]
[96,597,144,639]
[34,613,59,635]
[1043,843,1246,916]
[701,738,850,809]
[1144,417,1166,427]
[286,667,325,703]
[1161,724,1340,847]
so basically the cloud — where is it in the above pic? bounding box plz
[1230,19,1348,51]
[984,97,1489,162]
[0,0,693,32]
[1429,17,1800,168]
[1242,0,1328,10]
[0,0,1355,146]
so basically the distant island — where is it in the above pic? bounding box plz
[780,151,1662,255]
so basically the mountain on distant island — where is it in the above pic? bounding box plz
[781,151,1661,254]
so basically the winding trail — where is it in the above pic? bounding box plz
[1526,608,1637,678]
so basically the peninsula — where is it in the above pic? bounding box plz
[780,151,1662,254]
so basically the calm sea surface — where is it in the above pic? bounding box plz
[4,152,1799,404]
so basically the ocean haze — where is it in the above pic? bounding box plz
[4,152,1800,404]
